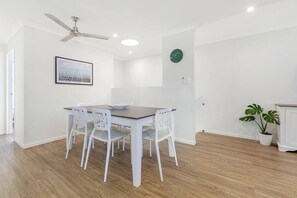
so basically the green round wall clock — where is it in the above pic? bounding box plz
[170,49,183,63]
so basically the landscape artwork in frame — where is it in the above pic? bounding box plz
[55,56,93,85]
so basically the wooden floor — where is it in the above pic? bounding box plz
[0,133,296,198]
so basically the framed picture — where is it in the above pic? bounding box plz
[55,56,93,86]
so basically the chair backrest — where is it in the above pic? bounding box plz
[154,108,172,133]
[92,109,111,132]
[72,107,88,130]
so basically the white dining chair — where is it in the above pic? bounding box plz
[84,109,130,182]
[77,103,126,155]
[65,107,94,167]
[114,125,130,153]
[142,103,157,132]
[72,103,94,144]
[142,108,178,181]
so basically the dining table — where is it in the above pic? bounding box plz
[64,105,176,187]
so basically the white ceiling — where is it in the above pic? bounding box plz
[0,0,285,60]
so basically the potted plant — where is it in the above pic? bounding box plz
[239,104,280,146]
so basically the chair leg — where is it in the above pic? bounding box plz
[65,130,74,159]
[155,141,163,181]
[92,139,95,149]
[81,134,88,167]
[149,141,152,158]
[112,141,114,157]
[141,141,143,157]
[73,132,76,143]
[84,135,93,170]
[104,141,112,182]
[117,140,120,150]
[170,136,178,166]
[122,138,125,151]
[130,137,133,164]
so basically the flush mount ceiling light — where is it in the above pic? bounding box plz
[247,6,255,13]
[128,51,132,55]
[121,39,139,46]
[113,33,118,38]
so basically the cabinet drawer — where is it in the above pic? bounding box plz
[285,110,297,147]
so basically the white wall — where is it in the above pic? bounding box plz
[162,29,196,143]
[112,30,196,145]
[195,25,297,140]
[8,26,114,148]
[114,54,162,88]
[0,44,6,134]
[114,59,124,88]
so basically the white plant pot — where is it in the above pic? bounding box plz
[258,132,273,146]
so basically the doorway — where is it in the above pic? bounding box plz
[6,49,14,135]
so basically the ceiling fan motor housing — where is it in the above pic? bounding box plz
[71,16,80,22]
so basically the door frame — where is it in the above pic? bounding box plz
[6,49,14,135]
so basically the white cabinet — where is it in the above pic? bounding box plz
[276,104,297,152]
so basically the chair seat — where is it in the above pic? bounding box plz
[143,125,154,131]
[143,128,170,142]
[93,128,130,142]
[76,122,94,133]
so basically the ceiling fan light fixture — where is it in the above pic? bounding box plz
[121,39,139,46]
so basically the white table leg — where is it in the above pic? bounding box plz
[168,113,175,157]
[66,113,73,149]
[130,119,142,187]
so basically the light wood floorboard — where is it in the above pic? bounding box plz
[0,133,296,198]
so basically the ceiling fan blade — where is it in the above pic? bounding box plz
[80,33,110,40]
[45,13,71,31]
[60,34,74,42]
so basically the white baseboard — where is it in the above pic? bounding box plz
[204,130,257,141]
[14,138,25,149]
[277,141,297,152]
[15,135,66,149]
[175,137,196,145]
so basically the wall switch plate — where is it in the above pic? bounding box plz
[181,77,186,84]
[186,77,192,84]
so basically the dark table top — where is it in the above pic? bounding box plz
[64,105,176,120]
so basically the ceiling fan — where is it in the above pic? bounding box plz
[45,13,110,42]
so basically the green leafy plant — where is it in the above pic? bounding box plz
[239,104,280,135]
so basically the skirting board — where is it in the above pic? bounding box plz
[14,138,25,148]
[14,135,66,149]
[175,137,196,145]
[204,130,257,141]
[14,134,195,149]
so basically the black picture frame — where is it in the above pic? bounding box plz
[55,56,93,86]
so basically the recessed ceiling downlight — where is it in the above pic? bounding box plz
[247,6,255,13]
[121,39,139,46]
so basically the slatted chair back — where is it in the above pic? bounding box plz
[92,109,111,132]
[154,108,172,140]
[72,107,88,130]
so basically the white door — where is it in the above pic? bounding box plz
[6,49,14,135]
[285,109,297,147]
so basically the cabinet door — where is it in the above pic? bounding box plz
[285,110,297,147]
